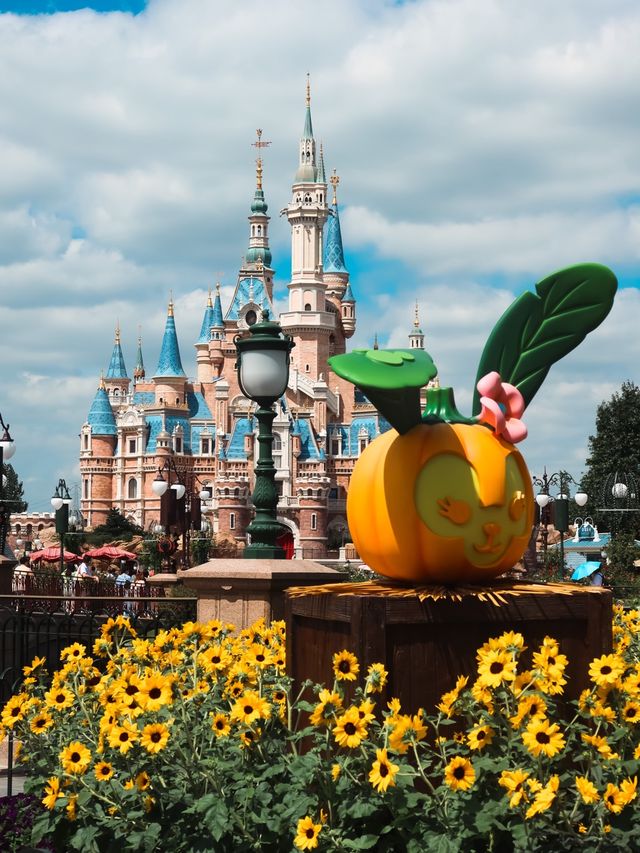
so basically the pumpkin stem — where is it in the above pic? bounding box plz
[421,387,476,425]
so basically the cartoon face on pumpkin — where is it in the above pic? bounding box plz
[415,452,529,569]
[346,421,534,585]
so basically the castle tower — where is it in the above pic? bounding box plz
[80,375,117,527]
[104,323,130,400]
[154,296,188,408]
[195,288,215,383]
[409,301,425,349]
[323,169,349,302]
[208,283,225,377]
[279,76,333,377]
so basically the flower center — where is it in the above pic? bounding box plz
[244,705,254,715]
[305,829,315,839]
[344,722,356,736]
[380,764,389,777]
[339,661,351,673]
[490,662,503,674]
[601,665,612,675]
[536,732,550,744]
[70,752,80,763]
[151,731,161,742]
[453,766,466,780]
[149,687,161,699]
[120,732,129,742]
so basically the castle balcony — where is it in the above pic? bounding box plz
[278,495,300,509]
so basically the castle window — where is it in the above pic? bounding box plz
[234,488,240,497]
[229,512,236,530]
[305,364,310,373]
[331,437,341,457]
[257,225,262,235]
[83,433,89,450]
[304,304,311,311]
[175,437,183,454]
[128,438,136,454]
[201,437,210,455]
[26,524,32,536]
[83,479,89,499]
[311,513,317,531]
[128,479,138,499]
[245,309,257,326]
[14,524,21,535]
[359,437,368,455]
[176,398,180,405]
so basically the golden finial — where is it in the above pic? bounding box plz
[216,281,221,295]
[99,370,106,390]
[330,169,340,205]
[115,320,120,344]
[414,300,420,329]
[306,73,311,107]
[207,285,213,308]
[168,291,174,317]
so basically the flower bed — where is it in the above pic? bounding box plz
[1,607,640,850]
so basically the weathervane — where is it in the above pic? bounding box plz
[252,129,271,190]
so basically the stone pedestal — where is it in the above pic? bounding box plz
[178,559,341,630]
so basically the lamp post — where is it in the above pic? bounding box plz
[0,412,16,555]
[51,479,72,575]
[151,460,212,569]
[532,469,588,575]
[234,310,295,559]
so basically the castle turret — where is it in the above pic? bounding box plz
[133,331,145,383]
[154,297,187,407]
[104,323,130,401]
[80,375,117,527]
[208,283,225,377]
[409,302,425,349]
[341,281,356,338]
[324,169,350,304]
[196,288,215,383]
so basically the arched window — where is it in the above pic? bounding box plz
[304,304,312,311]
[128,479,138,499]
[257,225,262,235]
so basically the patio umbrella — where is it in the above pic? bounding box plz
[29,547,78,563]
[571,561,602,581]
[84,546,137,560]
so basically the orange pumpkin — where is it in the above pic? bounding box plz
[347,421,534,585]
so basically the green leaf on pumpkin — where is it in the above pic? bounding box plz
[472,263,617,415]
[329,348,437,434]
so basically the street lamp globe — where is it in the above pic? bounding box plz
[574,491,588,507]
[235,310,293,406]
[172,484,186,500]
[612,482,628,500]
[536,493,552,508]
[0,426,15,460]
[152,473,169,497]
[51,495,64,510]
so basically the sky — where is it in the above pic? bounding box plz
[0,0,639,513]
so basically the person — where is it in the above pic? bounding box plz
[131,569,147,615]
[115,565,133,615]
[12,556,33,593]
[76,555,96,581]
[590,555,605,587]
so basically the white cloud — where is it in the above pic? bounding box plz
[0,0,638,507]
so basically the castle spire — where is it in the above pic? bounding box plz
[106,322,128,379]
[324,169,348,275]
[295,75,317,182]
[87,376,117,436]
[155,297,186,377]
[212,282,224,328]
[408,301,425,350]
[303,72,313,138]
[246,129,272,267]
[133,328,145,382]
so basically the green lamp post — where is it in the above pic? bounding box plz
[235,310,294,559]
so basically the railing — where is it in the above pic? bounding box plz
[0,593,197,797]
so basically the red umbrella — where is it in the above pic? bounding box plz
[30,547,78,563]
[84,546,137,560]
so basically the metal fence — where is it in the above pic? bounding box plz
[0,591,198,797]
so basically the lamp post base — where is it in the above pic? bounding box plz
[243,543,286,560]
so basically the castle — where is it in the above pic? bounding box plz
[79,82,427,557]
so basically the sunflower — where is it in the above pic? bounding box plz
[107,721,138,754]
[23,656,46,676]
[387,714,426,754]
[588,654,625,688]
[239,729,259,748]
[140,722,170,753]
[211,713,231,738]
[575,776,599,804]
[1,693,29,728]
[365,663,388,694]
[444,756,475,791]
[498,769,529,807]
[230,691,271,725]
[331,763,341,781]
[509,695,548,729]
[603,783,625,814]
[477,649,517,688]
[66,794,78,821]
[495,631,526,653]
[369,748,399,793]
[332,650,360,682]
[309,689,343,727]
[467,724,494,751]
[525,775,559,820]
[43,684,73,712]
[42,777,63,810]
[294,816,322,851]
[59,741,92,775]
[622,701,640,725]
[197,645,231,673]
[30,711,54,734]
[581,732,619,760]
[521,717,565,758]
[245,643,275,669]
[135,771,151,791]
[138,673,173,711]
[95,761,115,782]
[60,642,87,662]
[333,707,368,749]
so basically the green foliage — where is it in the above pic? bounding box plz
[190,535,212,567]
[6,611,640,851]
[604,534,640,602]
[581,382,640,536]
[472,263,617,414]
[91,509,142,542]
[1,462,27,512]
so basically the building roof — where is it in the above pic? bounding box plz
[106,329,127,379]
[211,286,224,327]
[342,282,356,303]
[225,277,271,321]
[324,203,348,274]
[197,294,215,344]
[226,417,255,459]
[187,390,212,420]
[154,301,186,378]
[87,386,117,436]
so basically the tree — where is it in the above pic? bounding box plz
[1,463,27,512]
[603,533,640,602]
[581,381,640,536]
[91,508,142,541]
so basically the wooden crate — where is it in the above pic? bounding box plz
[285,583,612,714]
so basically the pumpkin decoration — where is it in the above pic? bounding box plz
[329,263,618,585]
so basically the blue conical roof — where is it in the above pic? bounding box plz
[155,301,186,377]
[197,294,215,345]
[134,337,145,376]
[342,282,355,303]
[324,202,348,273]
[212,286,224,327]
[87,384,117,436]
[106,329,127,378]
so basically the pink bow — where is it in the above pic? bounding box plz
[477,372,527,443]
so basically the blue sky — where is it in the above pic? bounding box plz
[0,0,639,513]
[0,1,145,12]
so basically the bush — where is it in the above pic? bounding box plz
[4,610,640,850]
